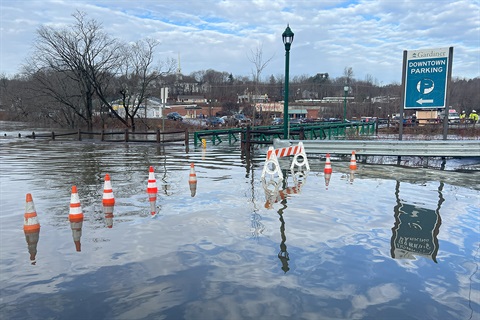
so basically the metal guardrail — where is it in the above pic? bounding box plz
[282,139,480,157]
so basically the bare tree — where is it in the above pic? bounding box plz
[95,39,176,131]
[25,11,125,131]
[343,67,354,82]
[248,45,274,123]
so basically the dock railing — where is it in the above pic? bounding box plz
[194,121,377,146]
[26,129,189,144]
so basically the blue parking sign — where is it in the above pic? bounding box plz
[404,48,451,109]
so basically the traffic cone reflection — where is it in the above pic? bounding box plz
[324,173,331,190]
[23,193,40,264]
[349,170,355,184]
[189,163,197,197]
[147,166,158,215]
[102,174,115,228]
[69,186,84,252]
[349,151,357,170]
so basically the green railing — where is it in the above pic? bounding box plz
[193,121,377,146]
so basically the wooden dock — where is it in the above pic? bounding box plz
[277,139,480,158]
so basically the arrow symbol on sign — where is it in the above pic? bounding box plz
[416,98,434,105]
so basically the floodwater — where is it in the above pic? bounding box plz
[0,121,479,320]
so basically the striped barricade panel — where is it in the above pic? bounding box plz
[262,142,310,180]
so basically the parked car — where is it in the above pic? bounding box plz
[289,118,303,125]
[232,114,252,127]
[167,112,183,121]
[272,118,283,126]
[206,116,223,127]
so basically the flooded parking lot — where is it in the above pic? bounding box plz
[1,123,479,320]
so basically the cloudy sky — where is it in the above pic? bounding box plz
[1,0,479,85]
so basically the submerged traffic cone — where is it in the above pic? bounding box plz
[324,153,332,174]
[69,186,84,252]
[102,174,115,207]
[24,193,40,234]
[189,163,197,197]
[349,151,357,170]
[102,174,115,228]
[147,166,158,215]
[23,193,40,264]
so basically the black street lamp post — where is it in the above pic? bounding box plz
[282,25,294,139]
[343,85,349,122]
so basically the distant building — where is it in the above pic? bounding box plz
[177,95,207,103]
[371,96,399,103]
[110,98,164,118]
[238,93,269,104]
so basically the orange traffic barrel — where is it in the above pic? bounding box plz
[189,163,197,197]
[324,153,332,174]
[349,151,357,170]
[23,193,40,234]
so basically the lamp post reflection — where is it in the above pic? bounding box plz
[277,198,289,273]
[261,171,308,274]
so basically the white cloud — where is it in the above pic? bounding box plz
[0,0,478,84]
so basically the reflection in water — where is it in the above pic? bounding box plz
[277,198,289,273]
[103,205,114,229]
[23,193,40,264]
[324,172,331,189]
[248,160,265,240]
[24,231,39,265]
[390,181,443,262]
[349,170,355,184]
[262,170,308,209]
[261,170,309,274]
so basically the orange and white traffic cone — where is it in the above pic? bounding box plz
[147,166,158,215]
[23,193,40,264]
[69,186,84,252]
[24,193,40,234]
[102,174,115,228]
[189,163,197,197]
[349,151,357,170]
[324,153,332,174]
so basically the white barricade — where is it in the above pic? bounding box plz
[261,141,310,180]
